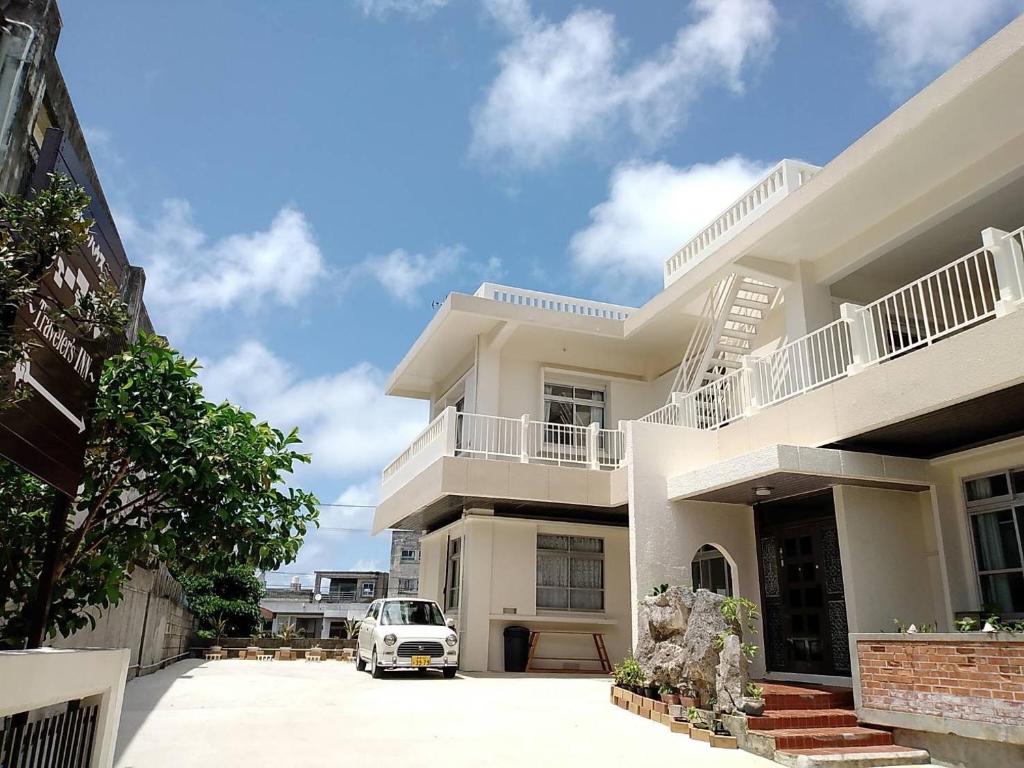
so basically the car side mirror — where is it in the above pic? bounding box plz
[446,618,456,630]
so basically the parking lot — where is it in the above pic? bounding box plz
[114,659,776,767]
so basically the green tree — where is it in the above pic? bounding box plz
[177,565,266,639]
[0,334,319,646]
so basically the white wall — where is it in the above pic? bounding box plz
[834,485,939,633]
[626,420,766,677]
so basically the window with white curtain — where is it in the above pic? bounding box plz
[536,534,604,611]
[964,469,1024,616]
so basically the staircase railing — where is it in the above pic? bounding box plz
[668,274,736,399]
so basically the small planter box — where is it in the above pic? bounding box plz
[275,648,296,661]
[710,733,738,749]
[669,719,690,735]
[652,701,668,715]
[690,726,711,743]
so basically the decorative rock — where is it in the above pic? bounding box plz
[715,633,746,714]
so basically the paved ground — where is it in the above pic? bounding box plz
[115,659,778,767]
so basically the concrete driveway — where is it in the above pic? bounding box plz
[115,659,777,768]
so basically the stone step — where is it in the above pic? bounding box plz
[750,726,894,751]
[747,708,859,730]
[760,682,853,711]
[774,745,931,767]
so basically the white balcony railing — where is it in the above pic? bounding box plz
[643,224,1024,430]
[663,159,821,286]
[475,282,634,320]
[381,409,626,499]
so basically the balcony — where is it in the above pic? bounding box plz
[644,223,1024,431]
[663,159,821,287]
[380,410,626,502]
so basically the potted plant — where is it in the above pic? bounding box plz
[306,642,324,660]
[209,616,228,653]
[678,680,698,709]
[688,706,711,742]
[643,679,659,701]
[709,718,738,749]
[246,628,263,659]
[740,682,765,716]
[620,654,644,695]
[659,683,680,706]
[277,621,300,658]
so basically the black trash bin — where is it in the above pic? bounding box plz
[503,625,531,672]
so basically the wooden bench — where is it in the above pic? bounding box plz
[525,630,612,674]
[255,653,273,661]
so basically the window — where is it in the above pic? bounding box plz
[691,544,733,596]
[536,534,604,611]
[544,383,605,429]
[400,548,420,563]
[398,578,419,593]
[360,582,375,598]
[445,538,462,611]
[380,600,445,626]
[964,470,1024,616]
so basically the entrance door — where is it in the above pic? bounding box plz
[757,493,850,677]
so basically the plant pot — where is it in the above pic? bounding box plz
[740,697,765,716]
[678,696,697,708]
[644,685,659,700]
[210,645,222,653]
[709,733,738,749]
[690,725,711,743]
[660,693,681,706]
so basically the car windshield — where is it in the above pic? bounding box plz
[380,600,446,626]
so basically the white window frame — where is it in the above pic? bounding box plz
[542,382,606,429]
[445,538,462,612]
[963,468,1024,618]
[536,534,605,612]
[399,548,420,563]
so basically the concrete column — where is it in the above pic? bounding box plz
[840,302,871,374]
[587,422,600,469]
[982,227,1023,316]
[520,414,530,463]
[782,261,835,339]
[460,510,495,672]
[741,355,761,415]
[442,406,458,456]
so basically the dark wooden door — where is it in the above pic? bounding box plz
[758,497,850,676]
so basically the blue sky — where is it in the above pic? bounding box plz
[55,0,1024,584]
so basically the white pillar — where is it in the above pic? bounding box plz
[982,227,1023,316]
[840,302,871,375]
[442,406,458,456]
[742,355,762,414]
[519,414,530,463]
[587,422,600,469]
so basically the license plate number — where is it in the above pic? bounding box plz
[412,655,431,666]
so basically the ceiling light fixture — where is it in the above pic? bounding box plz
[754,486,773,498]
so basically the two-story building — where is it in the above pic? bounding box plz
[374,13,1024,765]
[261,571,389,638]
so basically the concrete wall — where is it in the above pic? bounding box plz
[50,565,194,677]
[420,514,631,673]
[834,486,938,633]
[626,420,766,677]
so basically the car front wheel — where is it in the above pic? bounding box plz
[442,667,457,679]
[371,647,383,679]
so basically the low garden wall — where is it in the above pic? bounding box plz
[851,632,1024,745]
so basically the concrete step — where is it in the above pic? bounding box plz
[773,745,931,767]
[750,726,894,751]
[761,682,853,711]
[747,709,859,731]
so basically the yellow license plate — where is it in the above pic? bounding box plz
[411,655,431,666]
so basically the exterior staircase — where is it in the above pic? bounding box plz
[669,273,779,399]
[744,683,931,767]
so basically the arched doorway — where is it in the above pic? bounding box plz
[691,544,734,596]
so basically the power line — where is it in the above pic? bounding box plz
[319,503,376,509]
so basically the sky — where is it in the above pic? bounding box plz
[55,0,1024,586]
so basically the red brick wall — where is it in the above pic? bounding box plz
[856,638,1024,726]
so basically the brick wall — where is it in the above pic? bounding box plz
[856,637,1024,727]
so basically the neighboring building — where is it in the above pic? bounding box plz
[374,15,1024,766]
[261,571,388,639]
[387,529,422,596]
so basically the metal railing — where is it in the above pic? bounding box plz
[855,246,999,364]
[676,368,750,430]
[1,701,99,768]
[381,410,446,483]
[753,318,853,408]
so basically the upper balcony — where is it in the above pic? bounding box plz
[663,159,821,288]
[642,223,1024,440]
[375,409,627,533]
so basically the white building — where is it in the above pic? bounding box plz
[373,14,1024,763]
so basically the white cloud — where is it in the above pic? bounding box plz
[356,0,449,20]
[200,341,428,480]
[570,156,770,295]
[471,0,777,168]
[119,200,325,338]
[356,245,502,306]
[840,0,1024,92]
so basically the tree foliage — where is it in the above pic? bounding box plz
[0,334,319,646]
[177,565,266,638]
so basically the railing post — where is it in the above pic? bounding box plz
[670,391,688,427]
[742,355,762,416]
[587,422,600,470]
[442,406,458,457]
[520,414,530,463]
[840,302,871,375]
[982,227,1023,316]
